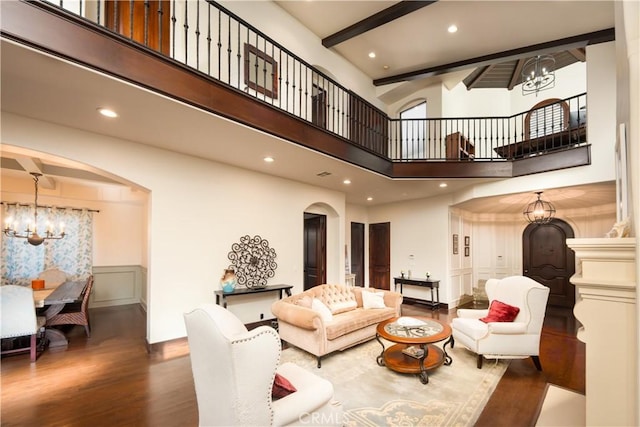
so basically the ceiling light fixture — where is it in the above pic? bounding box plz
[263,156,274,163]
[523,191,556,225]
[98,107,118,118]
[3,173,66,246]
[521,55,556,96]
[439,183,448,188]
[343,179,351,185]
[366,197,373,201]
[368,52,376,59]
[448,24,458,33]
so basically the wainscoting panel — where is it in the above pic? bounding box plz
[92,265,143,308]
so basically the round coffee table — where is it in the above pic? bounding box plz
[375,316,453,384]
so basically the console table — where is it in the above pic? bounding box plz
[393,277,440,309]
[214,284,293,309]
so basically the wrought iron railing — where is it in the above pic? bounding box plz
[40,0,587,162]
[389,93,587,161]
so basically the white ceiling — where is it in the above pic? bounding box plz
[0,1,617,212]
[275,0,614,83]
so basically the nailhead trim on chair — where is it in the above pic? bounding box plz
[232,327,280,426]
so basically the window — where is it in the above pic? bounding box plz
[400,102,427,159]
[1,206,94,286]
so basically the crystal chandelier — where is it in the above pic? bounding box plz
[3,173,66,246]
[523,191,556,225]
[522,54,556,96]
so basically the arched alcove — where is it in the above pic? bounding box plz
[303,202,342,285]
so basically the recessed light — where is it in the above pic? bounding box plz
[448,24,458,33]
[383,65,390,70]
[439,183,448,188]
[97,107,118,118]
[343,179,351,185]
[263,156,274,163]
[367,197,373,201]
[368,52,376,59]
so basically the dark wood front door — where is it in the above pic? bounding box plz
[369,222,390,290]
[350,222,365,287]
[105,0,170,56]
[303,214,326,290]
[523,219,576,308]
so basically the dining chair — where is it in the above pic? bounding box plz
[45,275,94,337]
[1,285,47,362]
[38,267,69,288]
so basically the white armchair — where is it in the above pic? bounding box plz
[1,285,46,362]
[451,276,550,369]
[184,304,343,426]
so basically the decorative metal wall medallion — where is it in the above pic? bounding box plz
[227,235,277,288]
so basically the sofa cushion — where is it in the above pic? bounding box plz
[480,300,520,323]
[272,373,297,400]
[362,290,386,309]
[311,298,333,322]
[318,284,358,314]
[325,307,395,340]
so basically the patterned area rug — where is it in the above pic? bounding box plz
[280,338,508,427]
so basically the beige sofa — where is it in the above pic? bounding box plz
[271,284,402,368]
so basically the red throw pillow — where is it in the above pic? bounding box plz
[480,300,520,323]
[272,373,297,400]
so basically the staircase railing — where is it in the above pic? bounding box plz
[40,0,587,162]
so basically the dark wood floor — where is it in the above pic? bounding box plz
[1,302,584,426]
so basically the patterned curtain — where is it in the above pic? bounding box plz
[1,204,93,286]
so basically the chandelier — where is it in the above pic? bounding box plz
[3,173,66,246]
[523,191,556,225]
[522,54,556,96]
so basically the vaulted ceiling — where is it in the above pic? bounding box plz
[1,1,618,211]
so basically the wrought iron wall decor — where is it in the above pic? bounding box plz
[227,235,277,289]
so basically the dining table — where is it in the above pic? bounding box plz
[33,280,87,348]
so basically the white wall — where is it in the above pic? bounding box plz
[367,194,452,303]
[1,112,346,343]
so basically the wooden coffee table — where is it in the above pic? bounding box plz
[375,316,453,384]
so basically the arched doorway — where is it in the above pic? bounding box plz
[522,219,576,308]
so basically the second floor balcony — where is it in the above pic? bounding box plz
[1,0,591,178]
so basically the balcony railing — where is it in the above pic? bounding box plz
[40,0,587,163]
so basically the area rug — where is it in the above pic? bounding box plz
[280,339,508,427]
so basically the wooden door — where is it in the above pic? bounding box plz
[312,85,327,128]
[105,0,170,56]
[303,214,326,290]
[369,222,390,290]
[523,219,575,308]
[350,222,365,287]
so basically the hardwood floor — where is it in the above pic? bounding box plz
[0,302,584,426]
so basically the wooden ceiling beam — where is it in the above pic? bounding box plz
[374,28,614,86]
[568,47,587,62]
[322,1,437,48]
[508,58,526,90]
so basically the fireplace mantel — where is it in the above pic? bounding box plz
[566,237,637,427]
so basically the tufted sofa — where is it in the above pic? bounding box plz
[271,284,402,367]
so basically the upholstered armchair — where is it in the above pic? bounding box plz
[451,276,550,369]
[184,304,343,426]
[1,285,47,362]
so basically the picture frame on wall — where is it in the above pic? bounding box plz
[244,43,279,99]
[453,234,459,254]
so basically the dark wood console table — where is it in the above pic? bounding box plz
[393,277,440,310]
[214,284,293,309]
